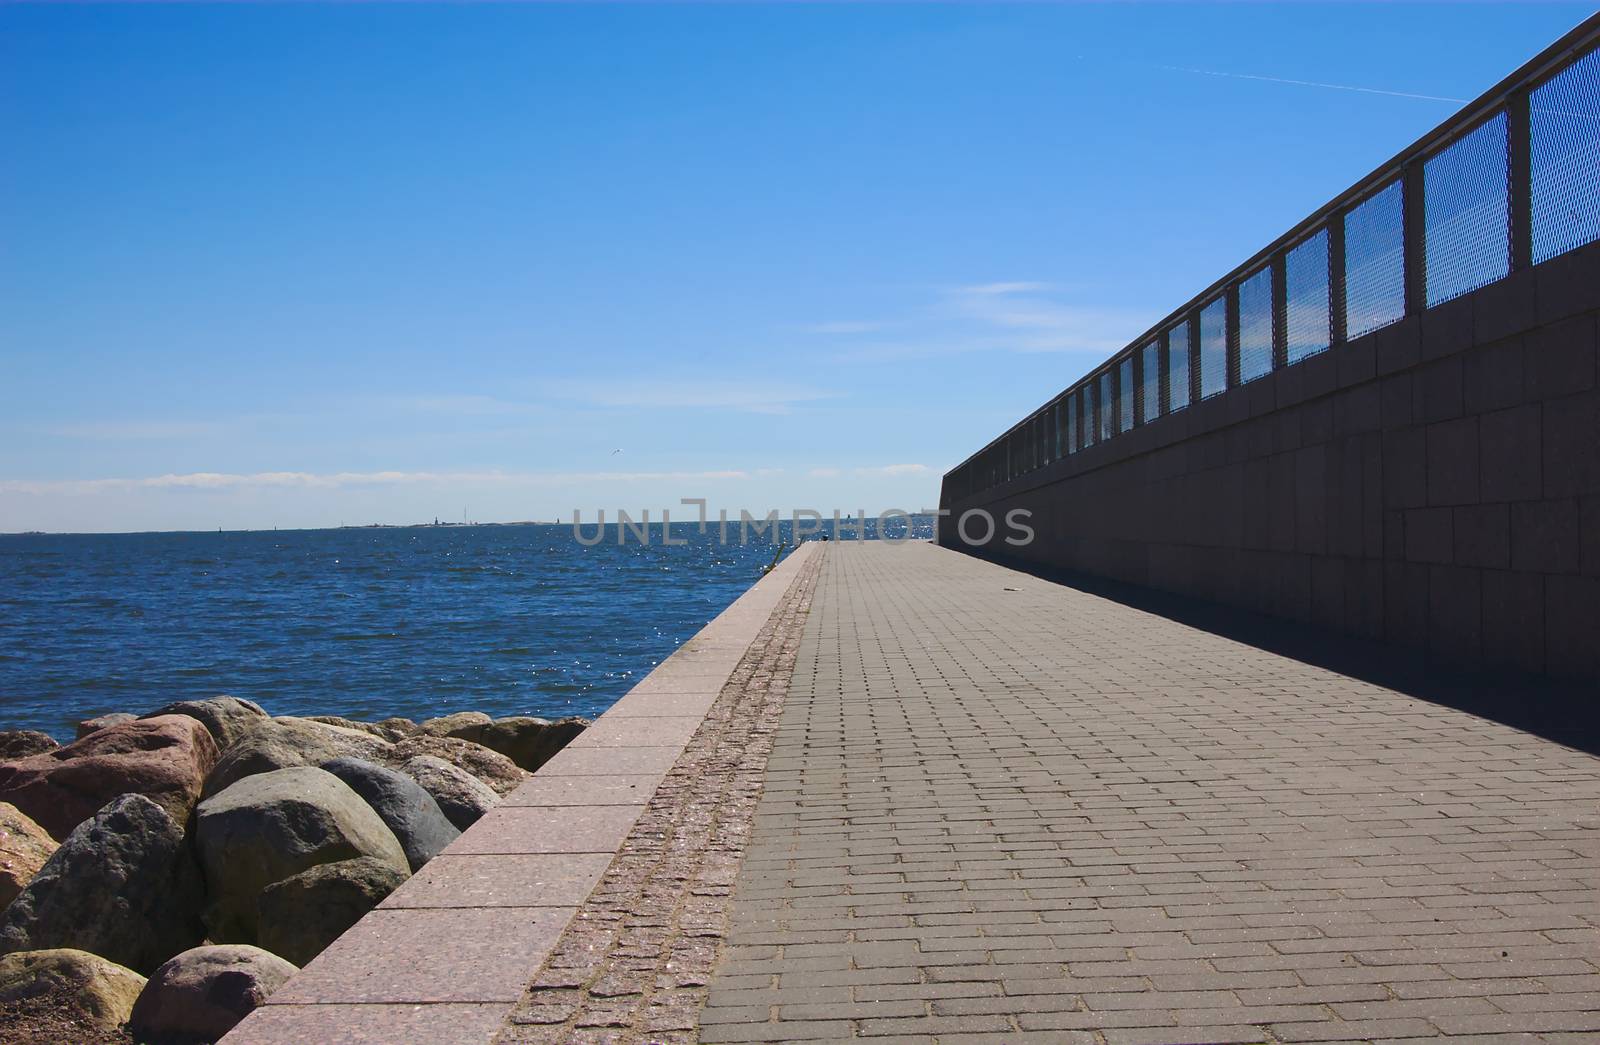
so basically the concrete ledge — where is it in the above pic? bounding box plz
[222,541,821,1045]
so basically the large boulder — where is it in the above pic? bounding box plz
[194,766,408,943]
[0,731,58,760]
[141,696,267,751]
[0,803,56,910]
[203,717,392,797]
[257,857,407,966]
[0,716,219,841]
[0,947,145,1021]
[319,758,458,871]
[0,948,146,1039]
[396,755,499,831]
[74,713,135,740]
[0,795,205,974]
[472,716,588,772]
[305,715,411,742]
[375,716,419,737]
[128,945,294,1045]
[417,711,492,738]
[385,734,524,795]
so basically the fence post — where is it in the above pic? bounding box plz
[1507,88,1532,273]
[1187,310,1202,405]
[1164,328,1177,412]
[1226,283,1241,389]
[1271,251,1289,370]
[1403,161,1427,315]
[1132,347,1145,426]
[1330,217,1348,346]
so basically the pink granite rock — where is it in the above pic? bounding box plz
[0,804,55,911]
[128,944,295,1044]
[0,715,220,841]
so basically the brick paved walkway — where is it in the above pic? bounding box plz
[700,541,1600,1044]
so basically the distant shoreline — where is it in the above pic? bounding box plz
[1,514,935,539]
[0,520,562,539]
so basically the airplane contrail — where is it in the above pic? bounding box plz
[1156,64,1466,105]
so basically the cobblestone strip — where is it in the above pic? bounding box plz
[495,545,823,1045]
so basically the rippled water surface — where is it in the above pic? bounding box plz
[0,523,848,739]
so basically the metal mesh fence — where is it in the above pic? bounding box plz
[1425,112,1510,306]
[1167,322,1191,412]
[946,24,1600,504]
[1344,179,1406,338]
[1285,229,1332,363]
[1098,371,1116,441]
[1237,266,1274,383]
[1140,339,1161,424]
[1532,44,1600,264]
[1199,297,1228,399]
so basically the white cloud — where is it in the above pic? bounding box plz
[803,463,930,479]
[948,283,1140,351]
[803,321,888,335]
[44,421,223,440]
[957,281,1051,296]
[806,280,1152,363]
[546,379,839,415]
[0,469,771,496]
[854,463,930,477]
[387,395,536,417]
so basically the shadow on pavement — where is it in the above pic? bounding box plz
[973,550,1600,760]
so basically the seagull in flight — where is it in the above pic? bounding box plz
[611,448,624,455]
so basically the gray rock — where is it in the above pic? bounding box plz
[141,695,267,750]
[129,944,295,1044]
[203,716,392,797]
[397,754,500,830]
[0,731,57,760]
[385,734,524,795]
[0,948,146,1036]
[417,711,492,738]
[0,794,205,975]
[194,766,408,943]
[304,715,411,742]
[74,713,135,740]
[319,757,459,871]
[473,716,589,772]
[375,716,419,737]
[256,857,406,966]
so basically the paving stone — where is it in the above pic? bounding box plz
[696,542,1600,1044]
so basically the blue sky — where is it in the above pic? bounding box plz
[1,3,1587,532]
